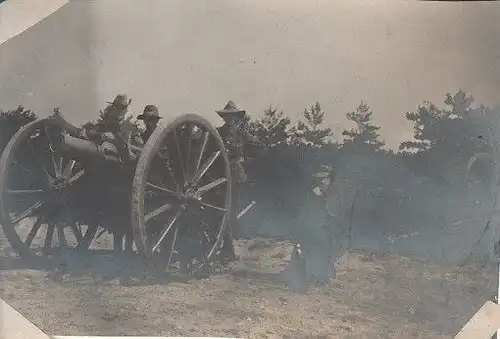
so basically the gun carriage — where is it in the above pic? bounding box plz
[0,112,244,277]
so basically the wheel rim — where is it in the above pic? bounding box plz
[132,114,232,276]
[0,118,96,259]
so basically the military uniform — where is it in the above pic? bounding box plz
[137,105,162,144]
[218,123,248,184]
[140,129,154,144]
[80,94,131,162]
[216,102,264,184]
[215,101,264,263]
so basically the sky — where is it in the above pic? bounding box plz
[0,0,499,148]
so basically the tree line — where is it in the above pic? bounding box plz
[2,89,498,259]
[1,89,498,186]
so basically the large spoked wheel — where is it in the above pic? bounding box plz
[0,118,98,264]
[131,114,232,277]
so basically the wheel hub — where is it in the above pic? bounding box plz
[52,177,67,190]
[49,177,72,206]
[181,183,202,211]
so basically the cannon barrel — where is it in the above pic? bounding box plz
[62,134,101,157]
[61,134,137,163]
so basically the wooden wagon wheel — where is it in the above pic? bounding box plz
[131,114,232,277]
[0,118,99,263]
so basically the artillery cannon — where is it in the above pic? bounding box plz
[0,113,236,277]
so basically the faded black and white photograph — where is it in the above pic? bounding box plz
[0,0,499,338]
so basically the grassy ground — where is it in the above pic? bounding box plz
[0,234,495,339]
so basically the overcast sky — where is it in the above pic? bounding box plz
[0,0,499,148]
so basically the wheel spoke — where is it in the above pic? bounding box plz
[57,224,68,247]
[43,222,55,254]
[63,160,76,179]
[195,131,209,173]
[173,128,187,182]
[157,150,180,190]
[184,123,194,181]
[41,165,53,184]
[165,226,179,272]
[7,189,45,195]
[77,223,98,249]
[145,203,173,223]
[10,157,49,191]
[166,157,180,191]
[58,156,63,176]
[11,199,46,224]
[197,177,228,196]
[24,217,44,247]
[12,160,30,173]
[95,228,107,240]
[50,153,62,178]
[146,182,182,199]
[70,224,83,243]
[193,151,221,184]
[201,202,226,212]
[68,169,85,185]
[42,123,61,178]
[151,210,181,253]
[28,142,53,184]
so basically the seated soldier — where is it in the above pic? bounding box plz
[80,94,132,162]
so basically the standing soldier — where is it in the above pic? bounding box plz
[216,100,265,263]
[137,105,162,144]
[217,100,264,184]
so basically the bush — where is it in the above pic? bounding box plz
[0,106,38,153]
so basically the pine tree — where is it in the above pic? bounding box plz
[292,102,333,148]
[0,105,38,153]
[342,101,384,152]
[247,105,292,148]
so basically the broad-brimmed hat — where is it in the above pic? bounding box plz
[105,94,131,108]
[216,100,246,119]
[137,105,162,121]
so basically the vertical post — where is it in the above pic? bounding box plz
[496,241,500,339]
[495,152,500,339]
[493,209,500,339]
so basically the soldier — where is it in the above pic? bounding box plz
[216,100,264,184]
[80,94,132,162]
[308,165,346,284]
[78,94,130,138]
[216,101,264,263]
[137,105,162,144]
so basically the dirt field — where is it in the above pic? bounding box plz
[0,233,495,339]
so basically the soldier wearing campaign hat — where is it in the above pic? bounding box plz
[105,94,132,127]
[216,100,266,264]
[216,100,265,183]
[76,94,132,162]
[137,104,162,143]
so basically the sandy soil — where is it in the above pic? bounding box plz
[0,233,495,339]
